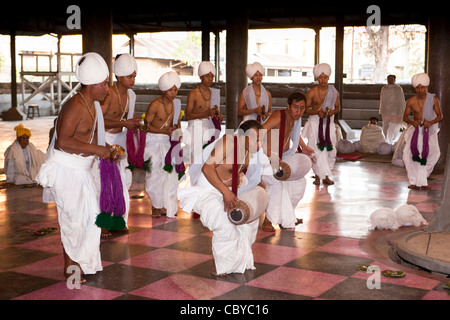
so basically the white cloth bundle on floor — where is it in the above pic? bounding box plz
[336,139,355,154]
[369,204,427,231]
[394,204,428,227]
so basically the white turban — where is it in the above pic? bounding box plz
[158,71,181,92]
[411,73,430,88]
[75,52,109,85]
[313,63,332,79]
[198,61,216,77]
[246,62,264,79]
[113,53,138,77]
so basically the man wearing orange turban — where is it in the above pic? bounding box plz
[4,124,45,185]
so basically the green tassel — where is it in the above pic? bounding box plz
[95,212,113,230]
[143,157,152,172]
[326,145,333,152]
[163,163,173,173]
[111,216,126,231]
[126,162,135,171]
[202,143,208,149]
[317,144,325,151]
[178,172,185,180]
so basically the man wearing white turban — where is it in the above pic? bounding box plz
[100,53,140,236]
[379,75,406,144]
[402,73,443,190]
[238,62,272,124]
[36,52,111,283]
[185,61,223,166]
[302,63,340,185]
[144,71,183,218]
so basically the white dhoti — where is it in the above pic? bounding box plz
[382,115,403,144]
[402,125,440,187]
[144,132,178,218]
[35,149,102,274]
[302,115,336,179]
[261,153,310,228]
[105,131,131,226]
[178,173,259,275]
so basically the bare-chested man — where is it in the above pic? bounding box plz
[402,73,443,190]
[302,63,340,186]
[178,120,267,276]
[36,52,111,284]
[185,61,223,165]
[238,62,272,124]
[261,91,313,232]
[100,53,139,237]
[144,71,183,218]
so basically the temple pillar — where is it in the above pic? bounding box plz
[427,14,450,163]
[81,6,113,82]
[225,10,248,130]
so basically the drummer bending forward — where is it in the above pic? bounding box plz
[261,91,314,232]
[178,120,266,276]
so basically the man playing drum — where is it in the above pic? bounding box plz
[178,120,267,276]
[261,91,314,232]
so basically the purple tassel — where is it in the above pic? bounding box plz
[318,116,324,147]
[99,158,125,216]
[205,116,222,147]
[410,126,429,166]
[410,126,420,158]
[164,138,186,179]
[422,127,429,160]
[318,115,332,151]
[325,115,332,146]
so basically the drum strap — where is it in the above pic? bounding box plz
[279,109,286,160]
[232,135,238,195]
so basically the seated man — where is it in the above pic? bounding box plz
[178,120,267,276]
[4,123,45,185]
[359,117,386,153]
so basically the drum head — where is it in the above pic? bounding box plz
[229,209,244,223]
[274,161,291,181]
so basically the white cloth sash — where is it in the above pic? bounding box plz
[242,84,269,122]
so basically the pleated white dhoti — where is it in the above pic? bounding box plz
[302,115,336,179]
[178,173,259,275]
[261,153,310,228]
[35,149,102,274]
[144,132,178,218]
[402,125,440,187]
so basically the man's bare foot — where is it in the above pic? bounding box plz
[101,228,112,238]
[313,176,321,185]
[262,217,275,232]
[280,218,303,229]
[211,263,226,277]
[323,176,334,185]
[151,207,161,218]
[420,185,431,190]
[408,184,420,190]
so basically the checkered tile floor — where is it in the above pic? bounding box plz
[1,160,450,303]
